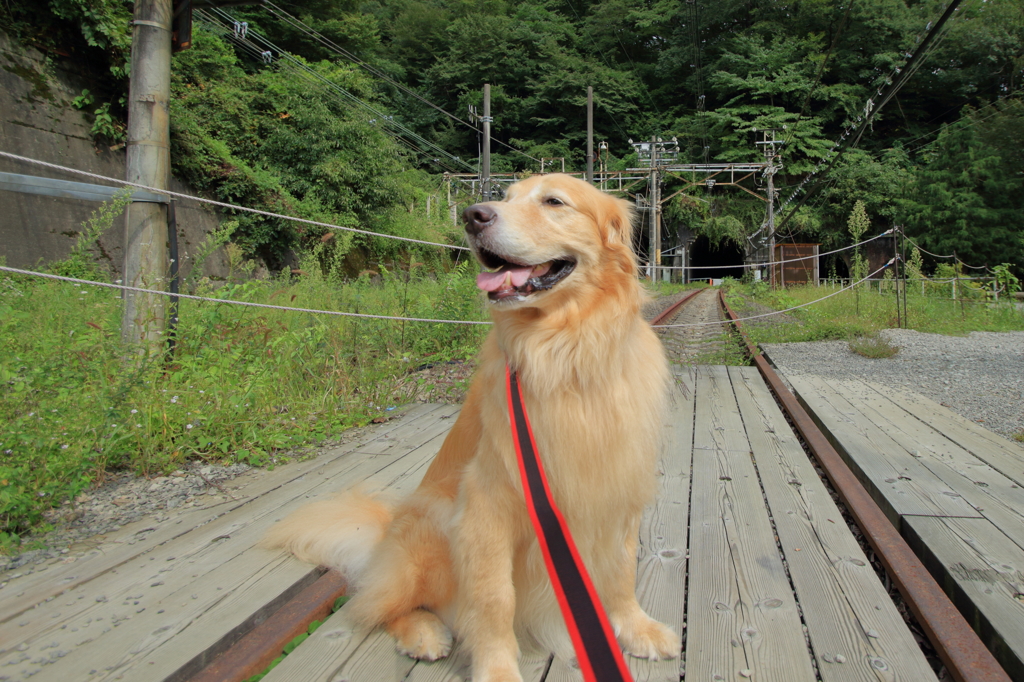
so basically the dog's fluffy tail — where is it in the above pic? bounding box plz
[261,488,393,583]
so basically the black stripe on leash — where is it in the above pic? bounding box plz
[506,366,633,682]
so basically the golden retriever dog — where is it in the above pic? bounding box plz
[263,173,678,681]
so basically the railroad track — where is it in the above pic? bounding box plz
[652,286,1008,682]
[650,287,743,365]
[179,287,1009,682]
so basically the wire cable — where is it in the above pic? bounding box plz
[199,10,478,173]
[651,229,894,271]
[0,150,471,252]
[0,265,491,325]
[654,261,894,328]
[900,233,988,270]
[261,1,541,164]
[774,0,965,233]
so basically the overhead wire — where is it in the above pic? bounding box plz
[687,0,710,164]
[650,228,894,271]
[561,0,635,142]
[198,17,464,173]
[774,0,966,233]
[653,260,896,327]
[900,232,988,270]
[260,1,541,164]
[198,9,477,173]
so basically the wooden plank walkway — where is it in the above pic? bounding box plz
[781,372,1024,680]
[0,368,940,682]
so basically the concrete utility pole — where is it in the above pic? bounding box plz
[650,137,660,282]
[481,84,492,201]
[123,0,172,347]
[755,129,783,287]
[586,87,594,183]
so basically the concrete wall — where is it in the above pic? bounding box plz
[0,30,229,282]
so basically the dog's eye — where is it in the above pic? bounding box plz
[544,197,564,206]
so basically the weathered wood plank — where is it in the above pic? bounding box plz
[862,381,1024,487]
[730,367,937,682]
[0,407,455,657]
[628,365,693,682]
[685,365,816,682]
[0,403,445,625]
[787,375,981,525]
[904,515,1024,681]
[836,379,1024,552]
[0,407,457,681]
[267,370,697,682]
[260,429,446,682]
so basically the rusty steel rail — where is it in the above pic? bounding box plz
[649,287,704,327]
[187,569,348,682]
[719,289,1010,682]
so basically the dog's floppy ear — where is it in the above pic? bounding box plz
[602,194,636,246]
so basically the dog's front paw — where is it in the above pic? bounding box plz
[616,614,681,661]
[388,609,453,661]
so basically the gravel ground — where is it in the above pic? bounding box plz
[762,329,1024,439]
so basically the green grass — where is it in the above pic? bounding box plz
[848,335,900,359]
[0,260,488,541]
[724,280,1024,346]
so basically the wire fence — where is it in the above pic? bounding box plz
[0,151,471,252]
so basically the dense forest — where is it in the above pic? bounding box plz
[3,0,1022,275]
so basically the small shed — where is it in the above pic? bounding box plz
[773,243,820,286]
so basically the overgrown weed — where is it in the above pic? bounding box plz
[0,256,487,539]
[849,335,900,359]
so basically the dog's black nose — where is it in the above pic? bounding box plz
[463,204,496,236]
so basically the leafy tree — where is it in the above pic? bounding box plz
[905,101,1024,276]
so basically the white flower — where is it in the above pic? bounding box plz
[61,444,69,450]
[186,424,194,430]
[130,409,138,414]
[170,396,178,403]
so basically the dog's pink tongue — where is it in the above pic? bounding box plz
[476,265,533,292]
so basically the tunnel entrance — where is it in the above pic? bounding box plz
[688,235,744,281]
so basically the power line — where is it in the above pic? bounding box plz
[198,17,464,173]
[260,1,541,164]
[687,0,710,164]
[199,9,478,173]
[561,0,635,142]
[774,0,966,233]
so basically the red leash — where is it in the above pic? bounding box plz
[506,366,633,682]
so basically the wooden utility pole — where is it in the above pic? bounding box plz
[123,0,172,346]
[481,84,492,200]
[586,87,594,183]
